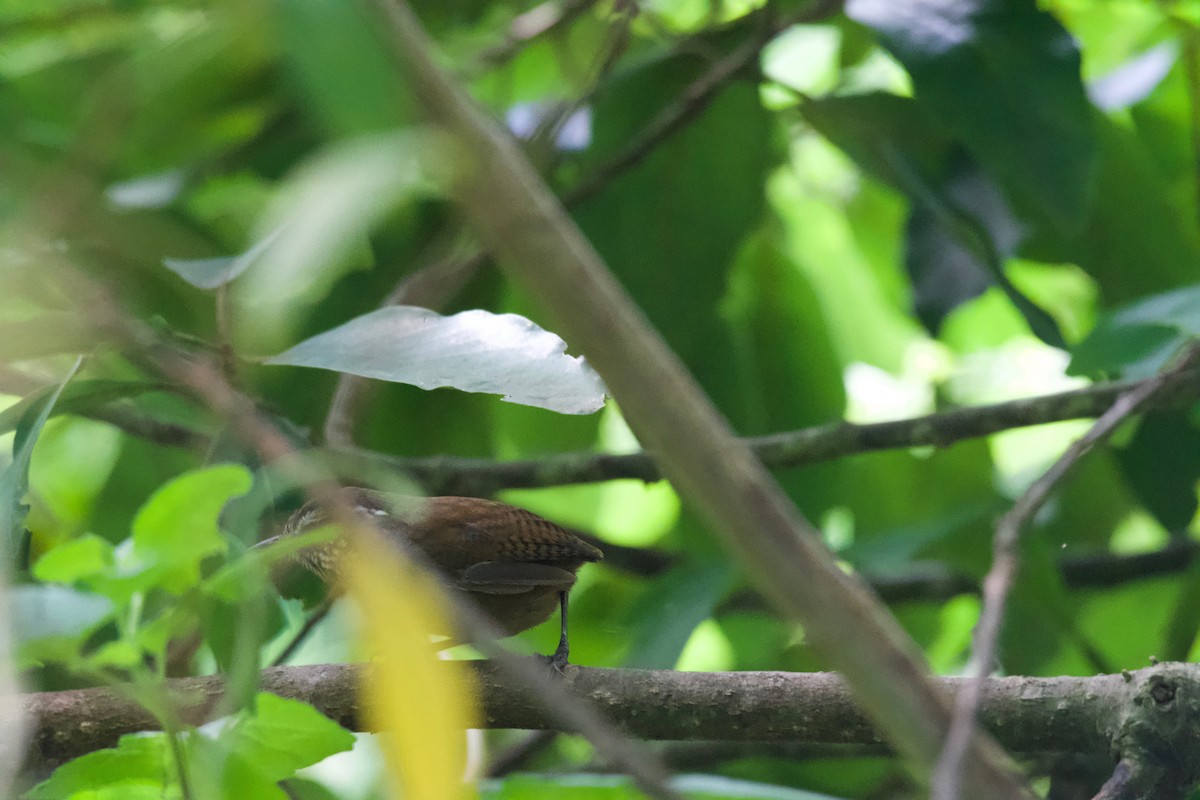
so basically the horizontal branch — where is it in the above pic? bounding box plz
[25,661,1183,768]
[343,372,1200,495]
[608,534,1200,600]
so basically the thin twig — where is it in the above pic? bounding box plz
[563,1,846,207]
[270,598,334,667]
[27,365,1200,494]
[213,284,238,384]
[932,343,1200,800]
[468,0,603,75]
[712,538,1200,611]
[321,243,487,447]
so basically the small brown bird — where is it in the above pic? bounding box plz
[267,488,603,667]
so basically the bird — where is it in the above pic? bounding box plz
[264,487,603,668]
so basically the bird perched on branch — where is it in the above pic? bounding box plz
[266,487,603,667]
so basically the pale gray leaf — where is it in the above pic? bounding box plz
[264,306,607,414]
[163,228,282,290]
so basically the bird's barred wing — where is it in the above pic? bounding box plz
[454,561,578,594]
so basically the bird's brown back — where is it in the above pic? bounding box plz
[282,488,602,578]
[410,495,603,570]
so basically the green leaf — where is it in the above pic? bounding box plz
[0,356,82,564]
[1032,116,1200,301]
[219,693,355,781]
[32,533,114,583]
[573,45,772,418]
[264,306,607,415]
[1069,284,1200,376]
[278,777,341,800]
[1068,323,1181,378]
[800,93,1064,344]
[186,734,289,800]
[801,93,953,196]
[1117,411,1200,531]
[26,733,170,800]
[847,0,1097,230]
[623,560,736,670]
[130,464,251,591]
[277,0,415,135]
[85,640,145,669]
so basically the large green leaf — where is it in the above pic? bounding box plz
[804,93,1064,345]
[572,47,773,419]
[623,560,736,670]
[848,0,1098,230]
[1033,119,1200,303]
[1116,411,1200,532]
[1069,283,1200,377]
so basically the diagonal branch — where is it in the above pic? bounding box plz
[320,3,838,448]
[932,343,1200,800]
[370,0,1029,795]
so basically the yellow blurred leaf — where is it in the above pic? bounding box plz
[343,528,480,800]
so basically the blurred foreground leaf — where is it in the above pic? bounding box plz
[482,773,846,799]
[344,528,480,800]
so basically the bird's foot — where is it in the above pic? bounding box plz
[535,644,570,674]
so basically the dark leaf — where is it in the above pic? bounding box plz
[1117,411,1200,531]
[847,0,1098,230]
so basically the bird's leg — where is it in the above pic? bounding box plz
[550,590,570,671]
